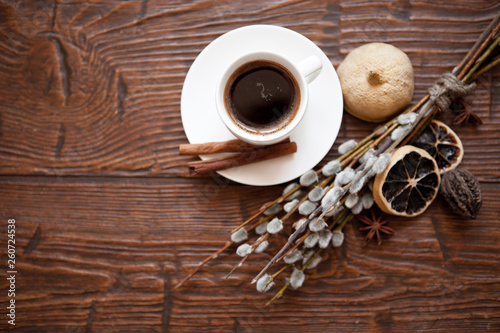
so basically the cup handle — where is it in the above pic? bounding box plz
[297,55,323,83]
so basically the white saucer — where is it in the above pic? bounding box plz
[180,25,343,186]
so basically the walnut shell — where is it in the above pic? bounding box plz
[440,169,482,219]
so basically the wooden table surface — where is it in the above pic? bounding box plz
[1,1,500,332]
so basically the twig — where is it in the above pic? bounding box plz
[462,35,500,83]
[231,184,300,233]
[251,204,323,284]
[226,234,269,278]
[453,11,500,76]
[174,241,233,289]
[469,54,500,82]
[265,248,324,307]
[265,282,289,307]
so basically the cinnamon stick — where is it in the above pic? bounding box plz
[179,138,289,155]
[188,141,297,176]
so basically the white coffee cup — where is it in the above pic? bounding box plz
[215,51,323,145]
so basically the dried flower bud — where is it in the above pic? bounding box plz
[365,156,379,178]
[255,221,268,235]
[322,160,341,176]
[263,203,282,216]
[391,124,411,141]
[299,200,317,216]
[325,205,343,217]
[321,186,343,208]
[345,193,359,209]
[338,139,357,155]
[349,174,366,194]
[306,255,323,270]
[256,274,274,293]
[331,230,344,247]
[284,199,299,213]
[366,155,378,166]
[294,218,307,230]
[440,169,482,219]
[318,229,333,249]
[308,186,325,202]
[397,112,417,125]
[254,240,269,253]
[372,153,391,175]
[236,243,252,257]
[304,232,319,248]
[290,268,305,289]
[361,192,374,210]
[309,218,327,232]
[360,148,376,164]
[231,228,248,243]
[335,167,355,186]
[282,182,298,196]
[302,250,314,264]
[267,218,283,234]
[300,170,318,187]
[286,189,304,202]
[284,248,303,264]
[351,201,364,215]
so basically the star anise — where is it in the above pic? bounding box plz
[449,98,482,125]
[357,210,395,246]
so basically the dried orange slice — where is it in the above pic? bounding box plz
[373,145,440,217]
[412,120,464,174]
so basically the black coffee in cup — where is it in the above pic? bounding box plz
[224,60,300,134]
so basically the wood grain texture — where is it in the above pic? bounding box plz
[1,0,500,332]
[0,179,499,331]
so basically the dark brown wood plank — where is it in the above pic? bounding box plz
[0,0,335,177]
[1,1,498,178]
[0,179,499,331]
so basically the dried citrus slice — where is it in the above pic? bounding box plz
[412,120,464,174]
[373,145,440,217]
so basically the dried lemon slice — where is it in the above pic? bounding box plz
[412,120,464,174]
[373,145,440,217]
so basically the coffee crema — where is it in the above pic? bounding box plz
[224,60,300,134]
